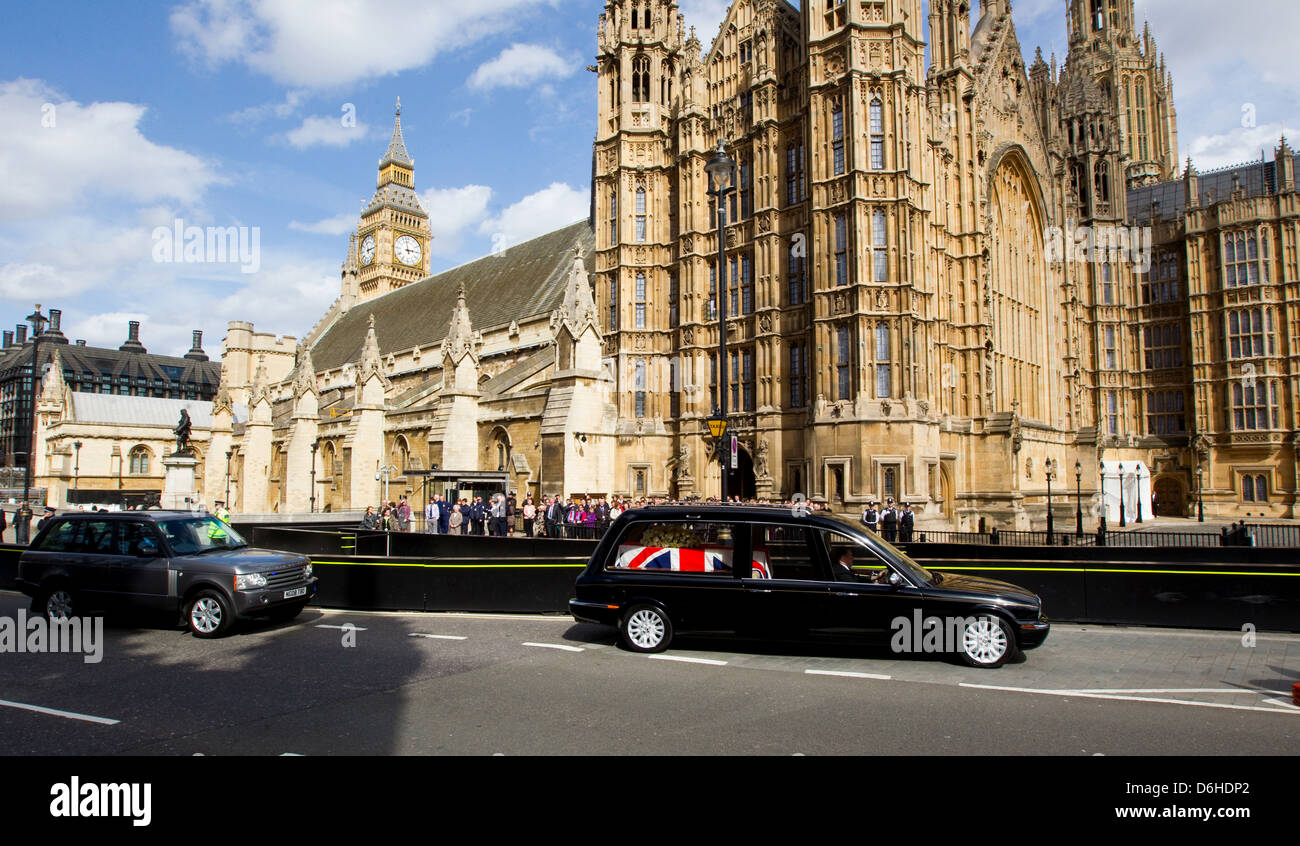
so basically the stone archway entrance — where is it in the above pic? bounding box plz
[723,441,756,501]
[1153,475,1184,517]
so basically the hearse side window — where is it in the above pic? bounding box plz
[819,529,891,582]
[608,521,737,576]
[750,524,822,581]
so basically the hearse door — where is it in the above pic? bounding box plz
[740,524,832,639]
[816,529,927,645]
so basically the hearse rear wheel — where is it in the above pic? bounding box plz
[620,604,673,653]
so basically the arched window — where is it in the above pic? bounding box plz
[634,359,647,418]
[633,56,650,103]
[872,209,887,282]
[129,446,150,475]
[831,99,845,175]
[1094,160,1109,203]
[869,98,884,169]
[635,272,647,328]
[875,323,891,398]
[635,187,647,242]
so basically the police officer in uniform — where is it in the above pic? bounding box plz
[881,498,898,542]
[899,502,916,543]
[861,501,879,533]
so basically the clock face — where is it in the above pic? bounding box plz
[394,235,422,266]
[360,235,376,266]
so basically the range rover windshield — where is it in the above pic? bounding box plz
[157,517,248,555]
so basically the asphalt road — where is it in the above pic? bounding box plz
[0,591,1296,756]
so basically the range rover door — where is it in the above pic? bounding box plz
[108,521,172,613]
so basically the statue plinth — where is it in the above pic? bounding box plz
[161,453,199,511]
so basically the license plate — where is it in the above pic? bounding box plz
[283,587,307,600]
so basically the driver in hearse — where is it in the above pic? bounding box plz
[832,546,890,584]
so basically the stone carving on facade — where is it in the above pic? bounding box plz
[754,437,770,480]
[672,443,692,480]
[758,312,772,333]
[681,327,694,345]
[833,292,848,314]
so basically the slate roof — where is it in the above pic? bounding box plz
[0,338,221,396]
[70,394,247,427]
[1128,154,1298,225]
[311,220,595,372]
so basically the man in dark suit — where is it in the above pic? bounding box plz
[438,495,451,534]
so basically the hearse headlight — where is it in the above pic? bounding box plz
[235,572,268,590]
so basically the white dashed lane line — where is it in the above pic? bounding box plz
[0,698,119,725]
[648,654,727,666]
[408,633,468,641]
[315,624,368,631]
[522,642,585,652]
[805,669,892,680]
[959,682,1300,715]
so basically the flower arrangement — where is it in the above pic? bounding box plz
[638,523,704,549]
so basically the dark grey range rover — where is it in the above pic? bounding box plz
[17,511,318,637]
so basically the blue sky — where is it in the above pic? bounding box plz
[1,0,1295,357]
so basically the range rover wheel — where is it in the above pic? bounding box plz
[186,590,234,638]
[619,604,673,653]
[35,586,76,621]
[960,615,1016,668]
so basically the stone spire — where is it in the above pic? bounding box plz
[40,346,66,402]
[357,313,388,386]
[379,97,413,168]
[249,354,271,406]
[551,244,600,337]
[441,282,481,365]
[293,342,318,397]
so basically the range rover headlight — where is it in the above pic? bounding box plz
[303,562,313,580]
[235,572,268,590]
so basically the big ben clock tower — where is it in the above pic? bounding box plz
[354,98,431,301]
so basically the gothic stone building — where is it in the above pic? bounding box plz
[217,0,1298,525]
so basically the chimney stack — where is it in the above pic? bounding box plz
[16,325,27,344]
[43,308,67,343]
[184,329,209,361]
[118,320,147,354]
[2,331,12,348]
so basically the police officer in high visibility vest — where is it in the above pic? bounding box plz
[213,501,231,524]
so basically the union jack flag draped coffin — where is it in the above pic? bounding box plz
[614,545,770,578]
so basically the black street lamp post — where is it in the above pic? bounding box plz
[1135,466,1144,523]
[1044,459,1055,545]
[1075,459,1083,538]
[1118,462,1127,528]
[309,440,318,513]
[72,440,81,506]
[705,140,735,503]
[1197,464,1205,522]
[22,306,48,508]
[225,450,233,510]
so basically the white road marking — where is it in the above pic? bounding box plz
[0,698,119,725]
[648,654,728,666]
[280,753,304,756]
[959,683,1300,715]
[408,633,468,641]
[805,669,892,680]
[523,642,585,652]
[314,608,563,623]
[1051,687,1292,695]
[315,624,368,631]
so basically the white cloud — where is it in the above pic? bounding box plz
[289,213,356,235]
[678,0,730,45]
[420,185,493,256]
[226,88,308,124]
[0,78,222,220]
[170,0,559,89]
[478,182,588,249]
[282,114,371,149]
[468,44,575,91]
[1186,122,1289,172]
